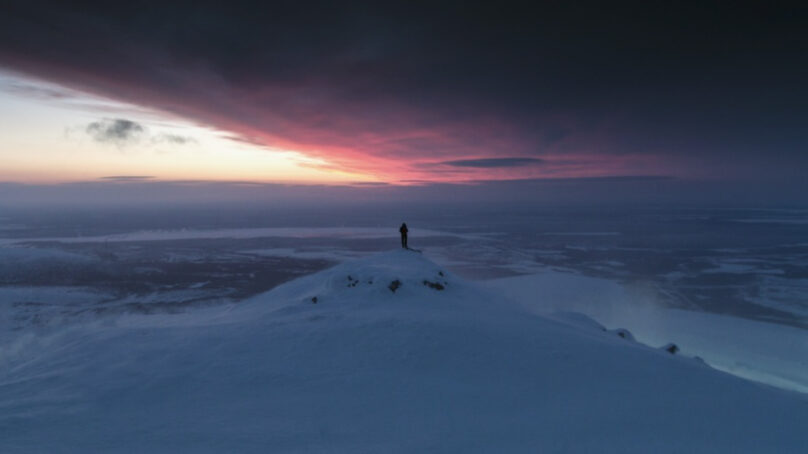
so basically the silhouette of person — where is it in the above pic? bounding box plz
[399,222,408,249]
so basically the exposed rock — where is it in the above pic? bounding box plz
[422,280,445,291]
[662,343,679,355]
[611,328,635,341]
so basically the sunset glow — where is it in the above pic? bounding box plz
[0,71,381,184]
[0,2,805,202]
[0,69,674,186]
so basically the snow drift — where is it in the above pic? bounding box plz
[0,250,806,453]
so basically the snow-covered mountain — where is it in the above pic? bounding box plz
[1,250,805,453]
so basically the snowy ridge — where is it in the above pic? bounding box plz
[244,249,506,318]
[0,250,806,453]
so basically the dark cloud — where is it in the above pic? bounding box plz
[221,134,267,147]
[440,158,545,168]
[98,176,155,182]
[152,133,196,146]
[346,181,391,188]
[86,119,144,146]
[503,175,675,184]
[82,119,195,148]
[1,1,807,185]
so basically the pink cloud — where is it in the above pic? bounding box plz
[2,55,674,184]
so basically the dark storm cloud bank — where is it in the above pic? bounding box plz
[1,1,807,183]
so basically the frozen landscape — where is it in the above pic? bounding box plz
[1,249,806,453]
[0,206,807,452]
[3,2,808,451]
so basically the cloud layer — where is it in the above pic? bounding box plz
[1,2,807,184]
[4,174,806,208]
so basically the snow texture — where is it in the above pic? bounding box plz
[484,272,808,394]
[0,250,806,453]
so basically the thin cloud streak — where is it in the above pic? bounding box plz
[98,175,155,182]
[439,158,545,168]
[151,133,197,146]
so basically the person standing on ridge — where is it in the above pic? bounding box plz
[399,222,408,249]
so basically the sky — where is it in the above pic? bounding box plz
[0,1,806,206]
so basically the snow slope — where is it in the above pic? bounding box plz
[0,250,806,453]
[484,272,808,394]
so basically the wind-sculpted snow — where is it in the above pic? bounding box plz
[0,250,806,453]
[485,272,808,394]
